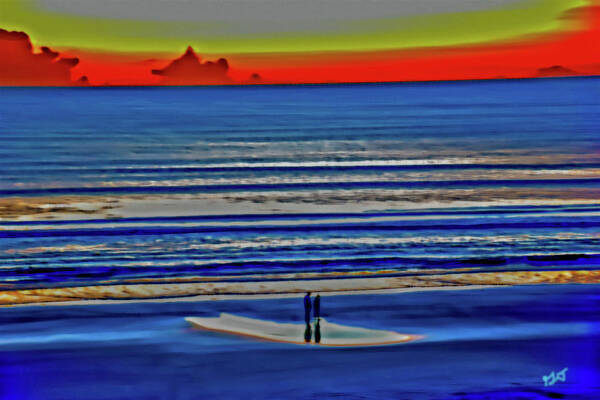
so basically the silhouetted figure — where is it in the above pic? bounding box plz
[314,319,321,344]
[314,294,320,319]
[304,323,312,343]
[304,292,312,324]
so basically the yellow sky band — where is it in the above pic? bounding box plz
[0,0,587,54]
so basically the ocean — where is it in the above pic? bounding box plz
[1,78,600,287]
[0,77,599,399]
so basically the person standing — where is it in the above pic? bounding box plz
[303,292,312,343]
[304,292,312,325]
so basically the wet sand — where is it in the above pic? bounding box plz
[1,284,598,399]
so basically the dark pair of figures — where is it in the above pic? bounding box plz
[303,292,321,343]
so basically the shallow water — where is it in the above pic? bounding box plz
[1,285,599,399]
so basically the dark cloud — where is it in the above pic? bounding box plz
[0,28,83,86]
[76,75,90,86]
[537,65,578,77]
[152,46,232,85]
[247,73,263,84]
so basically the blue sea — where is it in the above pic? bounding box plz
[0,77,599,399]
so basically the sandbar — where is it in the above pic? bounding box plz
[185,313,423,346]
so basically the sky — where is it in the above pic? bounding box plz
[1,0,599,85]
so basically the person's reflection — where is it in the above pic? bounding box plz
[304,322,312,343]
[314,318,321,344]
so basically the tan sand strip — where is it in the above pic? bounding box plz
[1,269,599,307]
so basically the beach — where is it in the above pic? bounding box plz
[1,284,599,399]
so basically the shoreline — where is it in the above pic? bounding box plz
[0,284,498,308]
[2,268,600,308]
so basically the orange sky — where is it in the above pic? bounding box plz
[1,1,599,86]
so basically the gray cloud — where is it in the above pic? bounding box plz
[39,0,524,34]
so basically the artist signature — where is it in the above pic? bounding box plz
[543,367,568,387]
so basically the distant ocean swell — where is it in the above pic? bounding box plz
[3,212,600,237]
[2,177,600,196]
[2,205,599,292]
[1,79,600,304]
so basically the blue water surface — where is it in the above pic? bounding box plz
[1,78,599,399]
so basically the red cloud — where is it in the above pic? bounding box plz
[152,46,232,85]
[0,28,86,86]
